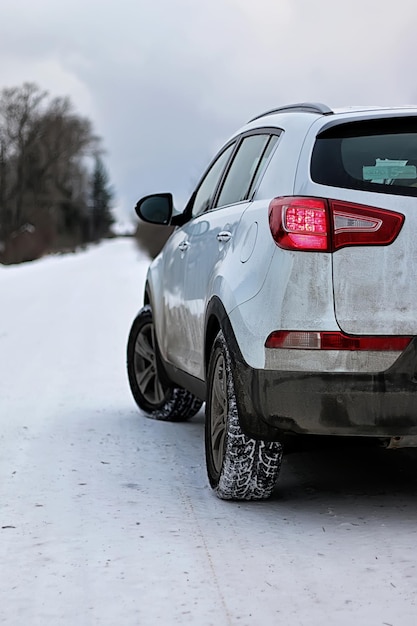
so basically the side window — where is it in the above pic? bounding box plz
[247,135,279,199]
[191,143,235,218]
[215,134,275,208]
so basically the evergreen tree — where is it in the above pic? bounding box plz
[91,155,114,241]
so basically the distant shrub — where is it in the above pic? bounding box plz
[134,221,174,259]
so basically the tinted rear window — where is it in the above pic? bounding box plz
[311,117,417,197]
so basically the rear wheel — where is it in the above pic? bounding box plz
[127,306,202,421]
[205,331,283,500]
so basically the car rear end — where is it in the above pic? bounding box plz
[229,107,417,446]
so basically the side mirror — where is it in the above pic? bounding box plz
[135,193,173,225]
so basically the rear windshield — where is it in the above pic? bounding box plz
[311,117,417,197]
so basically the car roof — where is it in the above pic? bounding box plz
[248,102,417,123]
[227,103,417,146]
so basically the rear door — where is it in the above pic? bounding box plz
[175,132,279,379]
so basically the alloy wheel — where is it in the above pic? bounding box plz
[210,352,228,475]
[134,322,168,406]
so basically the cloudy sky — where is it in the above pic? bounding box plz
[1,0,416,224]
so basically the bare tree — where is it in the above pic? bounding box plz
[0,83,48,244]
[0,83,109,263]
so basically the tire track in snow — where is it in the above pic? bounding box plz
[177,488,234,626]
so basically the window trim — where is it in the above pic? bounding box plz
[183,128,282,221]
[212,128,282,211]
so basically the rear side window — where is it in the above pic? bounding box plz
[311,117,417,197]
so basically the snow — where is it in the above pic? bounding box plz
[1,238,417,625]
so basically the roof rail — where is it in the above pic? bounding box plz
[248,102,333,122]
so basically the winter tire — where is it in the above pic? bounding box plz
[205,331,283,500]
[127,305,202,421]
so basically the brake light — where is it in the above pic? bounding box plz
[265,330,412,351]
[268,197,404,251]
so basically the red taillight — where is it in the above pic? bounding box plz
[265,330,412,351]
[269,197,329,251]
[268,197,404,251]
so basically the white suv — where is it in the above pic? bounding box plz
[127,103,417,500]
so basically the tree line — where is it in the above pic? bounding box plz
[0,83,114,264]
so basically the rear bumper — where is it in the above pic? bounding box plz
[231,337,417,441]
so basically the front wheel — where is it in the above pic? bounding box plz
[127,305,202,421]
[205,331,283,500]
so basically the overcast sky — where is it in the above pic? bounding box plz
[1,0,417,224]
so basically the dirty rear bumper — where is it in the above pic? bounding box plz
[230,336,417,442]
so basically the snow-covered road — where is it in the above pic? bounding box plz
[1,238,417,625]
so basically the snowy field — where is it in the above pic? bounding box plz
[1,238,417,626]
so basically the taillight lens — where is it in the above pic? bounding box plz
[268,197,404,251]
[265,330,412,351]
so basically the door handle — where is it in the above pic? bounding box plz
[178,240,190,252]
[216,231,232,243]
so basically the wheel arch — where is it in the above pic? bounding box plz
[204,297,233,378]
[143,282,152,307]
[205,296,286,443]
